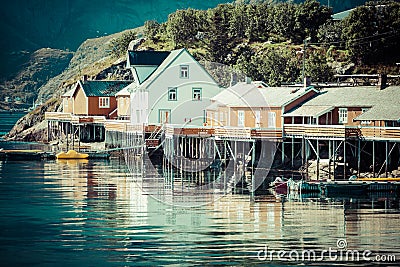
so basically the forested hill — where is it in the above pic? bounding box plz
[112,0,399,86]
[0,0,367,80]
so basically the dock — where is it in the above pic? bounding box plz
[0,149,110,160]
[0,149,55,160]
[287,179,400,198]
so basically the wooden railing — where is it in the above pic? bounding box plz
[104,120,130,132]
[70,116,106,124]
[284,124,400,140]
[251,128,283,138]
[214,127,252,139]
[165,125,215,137]
[359,126,400,140]
[284,125,346,138]
[45,112,73,121]
[45,112,106,124]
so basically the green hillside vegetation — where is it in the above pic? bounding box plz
[110,0,400,86]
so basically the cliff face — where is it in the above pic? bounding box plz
[36,30,133,102]
[5,30,134,141]
[5,98,61,142]
[0,48,73,109]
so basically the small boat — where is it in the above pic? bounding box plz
[56,150,89,159]
[357,177,400,182]
[270,177,288,195]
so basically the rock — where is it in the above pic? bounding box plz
[5,98,60,141]
[0,48,73,108]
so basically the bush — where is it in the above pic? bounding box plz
[109,30,137,58]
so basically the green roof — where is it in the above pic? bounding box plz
[128,51,170,66]
[80,81,132,97]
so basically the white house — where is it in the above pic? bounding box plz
[128,48,222,126]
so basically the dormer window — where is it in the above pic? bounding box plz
[180,65,189,78]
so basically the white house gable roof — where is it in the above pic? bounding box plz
[209,82,317,109]
[139,48,219,90]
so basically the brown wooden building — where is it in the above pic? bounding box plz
[206,81,318,130]
[71,79,131,119]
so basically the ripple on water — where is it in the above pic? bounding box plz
[0,158,399,266]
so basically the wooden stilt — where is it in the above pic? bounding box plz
[372,140,375,177]
[357,139,361,177]
[343,139,346,179]
[281,140,285,166]
[385,141,389,177]
[291,137,294,167]
[316,139,320,180]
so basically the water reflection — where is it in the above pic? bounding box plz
[0,158,399,266]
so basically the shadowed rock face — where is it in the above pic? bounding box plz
[0,0,368,78]
[0,0,228,79]
[0,48,73,108]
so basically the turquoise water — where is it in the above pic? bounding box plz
[0,111,26,136]
[0,149,399,266]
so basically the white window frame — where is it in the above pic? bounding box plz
[180,65,189,78]
[338,108,348,124]
[268,112,276,128]
[99,97,110,108]
[238,110,245,127]
[255,110,261,128]
[192,88,202,101]
[168,87,177,101]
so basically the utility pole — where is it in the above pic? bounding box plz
[302,37,311,85]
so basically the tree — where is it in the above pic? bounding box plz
[144,20,160,41]
[206,4,233,64]
[235,46,301,86]
[269,2,298,42]
[305,49,334,82]
[342,1,400,64]
[317,20,344,48]
[109,30,137,58]
[166,8,200,48]
[295,0,332,42]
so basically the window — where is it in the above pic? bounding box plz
[338,108,348,124]
[180,65,189,78]
[168,87,177,101]
[64,99,68,108]
[268,112,276,128]
[192,88,202,101]
[238,110,245,127]
[255,110,261,128]
[361,108,371,125]
[214,111,219,125]
[99,97,110,108]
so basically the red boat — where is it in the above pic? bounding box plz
[270,177,288,195]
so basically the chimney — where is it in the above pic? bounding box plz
[304,76,311,88]
[377,74,387,90]
[230,73,238,87]
[245,76,252,84]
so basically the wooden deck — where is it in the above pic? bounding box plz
[284,125,346,138]
[165,125,215,137]
[45,112,106,124]
[46,112,400,140]
[284,124,400,140]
